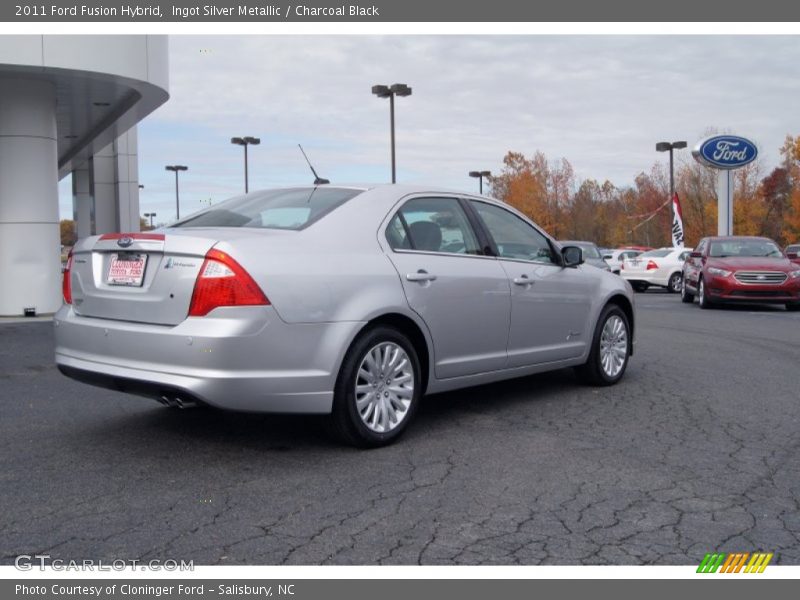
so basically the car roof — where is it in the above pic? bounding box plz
[560,240,597,247]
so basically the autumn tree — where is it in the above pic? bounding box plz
[60,219,76,246]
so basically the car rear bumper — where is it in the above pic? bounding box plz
[621,271,669,286]
[54,305,365,413]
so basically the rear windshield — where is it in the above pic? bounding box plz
[580,245,601,259]
[641,249,672,258]
[173,187,362,230]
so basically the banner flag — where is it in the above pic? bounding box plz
[672,192,685,248]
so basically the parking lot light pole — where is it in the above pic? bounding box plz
[231,136,260,193]
[469,170,491,194]
[372,83,412,183]
[165,165,188,220]
[656,141,687,204]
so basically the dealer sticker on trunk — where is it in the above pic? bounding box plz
[107,253,147,286]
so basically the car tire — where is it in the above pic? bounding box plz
[787,303,800,312]
[680,277,695,303]
[329,325,422,448]
[697,277,714,309]
[667,272,682,294]
[575,304,631,386]
[631,282,649,293]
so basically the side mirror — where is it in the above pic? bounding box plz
[561,245,584,268]
[787,251,798,259]
[602,254,613,260]
[690,251,702,258]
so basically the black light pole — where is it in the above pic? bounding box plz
[656,141,687,204]
[165,165,188,219]
[469,170,491,194]
[372,83,412,183]
[231,136,260,193]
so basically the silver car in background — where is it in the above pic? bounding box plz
[55,185,635,447]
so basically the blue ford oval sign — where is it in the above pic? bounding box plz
[692,135,758,170]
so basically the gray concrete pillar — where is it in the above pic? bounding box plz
[0,78,60,316]
[72,164,93,239]
[115,127,140,232]
[89,127,140,234]
[91,142,117,234]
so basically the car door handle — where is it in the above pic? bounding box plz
[406,270,437,282]
[512,276,533,286]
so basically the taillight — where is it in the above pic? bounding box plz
[620,263,624,270]
[646,260,658,270]
[62,251,73,304]
[188,249,269,317]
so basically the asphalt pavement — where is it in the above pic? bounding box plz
[1,292,799,565]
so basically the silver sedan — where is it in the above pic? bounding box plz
[55,185,635,447]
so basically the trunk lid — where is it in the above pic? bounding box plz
[623,256,650,273]
[69,232,216,325]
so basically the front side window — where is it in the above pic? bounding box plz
[470,201,556,264]
[174,187,361,230]
[386,197,481,255]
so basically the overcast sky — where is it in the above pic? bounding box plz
[58,35,800,223]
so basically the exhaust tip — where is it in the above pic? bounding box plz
[175,397,198,409]
[159,394,199,409]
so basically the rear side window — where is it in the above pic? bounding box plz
[173,187,362,230]
[386,197,481,255]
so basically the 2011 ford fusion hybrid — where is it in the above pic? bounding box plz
[55,185,635,446]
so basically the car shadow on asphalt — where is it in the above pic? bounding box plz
[79,369,579,453]
[636,288,790,312]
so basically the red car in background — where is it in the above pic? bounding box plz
[682,236,800,311]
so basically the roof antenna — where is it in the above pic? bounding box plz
[298,144,330,185]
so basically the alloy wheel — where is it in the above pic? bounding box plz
[599,315,628,378]
[354,342,415,433]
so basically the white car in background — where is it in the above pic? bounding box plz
[603,249,644,275]
[621,247,693,293]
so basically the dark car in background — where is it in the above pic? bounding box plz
[786,243,800,265]
[560,241,611,272]
[681,236,800,311]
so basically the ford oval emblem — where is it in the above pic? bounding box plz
[692,135,758,170]
[117,236,134,248]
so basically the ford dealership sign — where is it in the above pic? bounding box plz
[692,135,758,169]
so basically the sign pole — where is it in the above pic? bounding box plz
[692,135,757,237]
[717,170,730,236]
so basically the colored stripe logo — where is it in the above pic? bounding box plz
[697,552,773,573]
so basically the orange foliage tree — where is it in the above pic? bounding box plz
[489,136,800,248]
